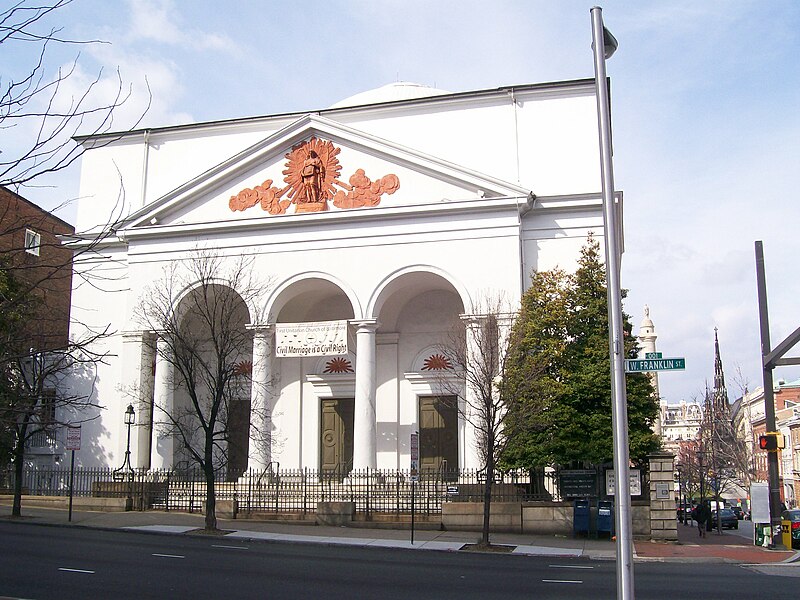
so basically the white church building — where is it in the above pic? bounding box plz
[66,80,609,477]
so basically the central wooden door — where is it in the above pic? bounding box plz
[320,398,354,476]
[419,396,458,478]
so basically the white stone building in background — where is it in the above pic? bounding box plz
[65,80,608,475]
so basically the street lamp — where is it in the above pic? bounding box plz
[591,7,633,600]
[113,404,135,508]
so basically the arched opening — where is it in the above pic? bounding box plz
[172,283,252,481]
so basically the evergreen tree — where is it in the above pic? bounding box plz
[501,235,660,469]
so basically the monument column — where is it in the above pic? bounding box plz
[353,320,378,469]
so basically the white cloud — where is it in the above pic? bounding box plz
[125,0,235,52]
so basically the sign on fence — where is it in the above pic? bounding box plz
[604,469,642,496]
[65,426,81,451]
[559,469,598,498]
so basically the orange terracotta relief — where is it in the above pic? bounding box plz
[228,137,400,215]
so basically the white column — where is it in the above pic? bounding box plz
[248,325,273,470]
[462,318,481,470]
[121,331,155,470]
[353,320,378,469]
[151,333,174,470]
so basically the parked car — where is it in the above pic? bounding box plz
[731,506,744,520]
[780,509,800,549]
[711,508,739,529]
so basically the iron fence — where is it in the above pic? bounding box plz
[2,465,563,515]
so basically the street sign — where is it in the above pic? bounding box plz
[624,357,685,372]
[644,352,662,359]
[410,432,419,482]
[65,426,81,451]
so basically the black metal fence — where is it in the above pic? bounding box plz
[2,466,561,515]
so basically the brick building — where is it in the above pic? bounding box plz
[0,186,75,351]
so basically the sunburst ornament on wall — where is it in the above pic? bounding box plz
[421,353,453,371]
[323,357,354,373]
[233,360,253,376]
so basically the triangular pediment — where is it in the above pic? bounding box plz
[123,114,532,231]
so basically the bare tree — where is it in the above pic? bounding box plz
[0,265,110,516]
[1,1,150,513]
[1,0,148,192]
[438,298,514,547]
[134,251,271,531]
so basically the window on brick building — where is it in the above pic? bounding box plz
[25,229,41,256]
[39,389,56,425]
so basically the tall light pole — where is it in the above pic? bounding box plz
[591,7,634,600]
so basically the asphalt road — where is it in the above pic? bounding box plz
[0,522,795,599]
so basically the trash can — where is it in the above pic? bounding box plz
[782,519,792,550]
[573,499,590,536]
[597,500,614,537]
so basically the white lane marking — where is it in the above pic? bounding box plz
[212,544,249,550]
[152,553,185,559]
[59,568,95,574]
[549,564,594,569]
[542,579,583,584]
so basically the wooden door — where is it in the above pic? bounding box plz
[320,398,354,476]
[419,396,458,477]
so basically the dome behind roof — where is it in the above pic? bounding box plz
[329,81,450,109]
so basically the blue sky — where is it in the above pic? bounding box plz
[4,0,799,405]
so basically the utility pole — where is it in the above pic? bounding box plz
[755,240,800,549]
[591,7,633,600]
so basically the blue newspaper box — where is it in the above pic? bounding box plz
[597,500,614,536]
[573,499,590,536]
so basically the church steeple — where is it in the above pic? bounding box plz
[712,327,730,415]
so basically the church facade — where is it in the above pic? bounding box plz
[66,80,608,475]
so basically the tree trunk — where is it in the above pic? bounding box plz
[203,456,217,531]
[12,438,25,517]
[481,450,494,546]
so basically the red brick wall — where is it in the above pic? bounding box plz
[0,186,75,351]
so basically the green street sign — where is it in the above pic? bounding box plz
[624,357,685,373]
[645,352,662,359]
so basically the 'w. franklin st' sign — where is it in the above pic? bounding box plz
[624,357,686,373]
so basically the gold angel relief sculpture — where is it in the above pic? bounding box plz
[229,137,400,215]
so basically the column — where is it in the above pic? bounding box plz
[353,320,378,469]
[462,318,481,470]
[121,331,155,470]
[248,324,273,470]
[150,333,174,470]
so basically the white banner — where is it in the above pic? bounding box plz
[275,320,349,357]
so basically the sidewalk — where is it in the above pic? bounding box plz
[633,519,797,564]
[1,504,797,565]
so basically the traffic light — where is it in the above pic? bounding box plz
[758,432,785,451]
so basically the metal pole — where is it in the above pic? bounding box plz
[755,240,785,548]
[68,449,75,522]
[411,480,416,545]
[591,7,634,599]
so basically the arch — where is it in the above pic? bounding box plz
[170,276,253,328]
[366,265,471,321]
[264,271,362,323]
